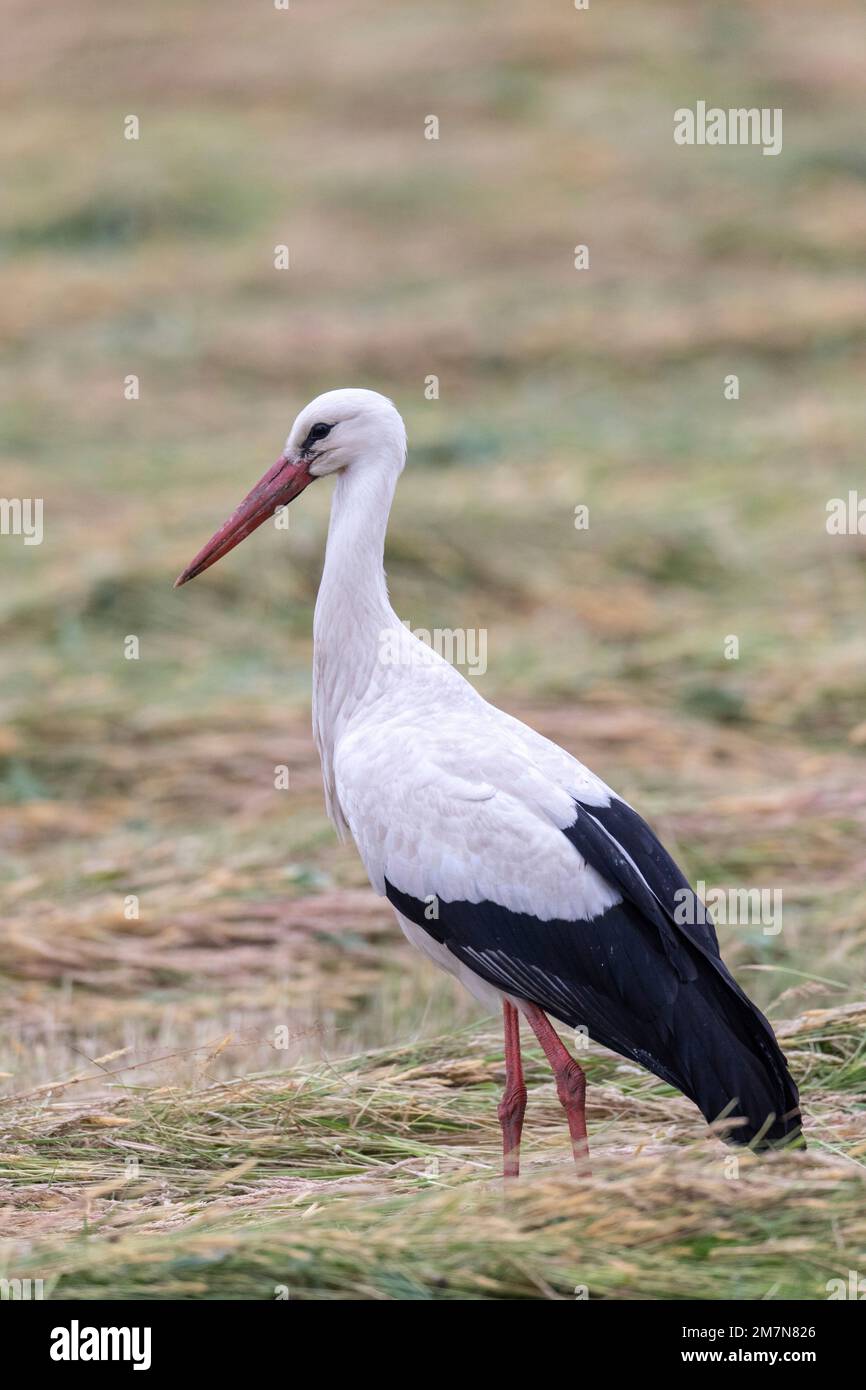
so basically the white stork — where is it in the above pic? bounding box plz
[176,388,803,1175]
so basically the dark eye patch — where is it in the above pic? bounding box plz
[302,422,332,451]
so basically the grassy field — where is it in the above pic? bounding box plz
[1,0,865,1299]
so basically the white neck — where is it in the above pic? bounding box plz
[312,459,403,831]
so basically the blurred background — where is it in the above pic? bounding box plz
[1,0,865,1093]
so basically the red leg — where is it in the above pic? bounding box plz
[522,1003,590,1170]
[499,1001,527,1179]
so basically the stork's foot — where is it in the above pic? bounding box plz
[500,1001,527,1180]
[553,1055,589,1167]
[523,1003,591,1173]
[498,1083,527,1180]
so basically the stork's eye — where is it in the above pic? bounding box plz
[304,422,332,448]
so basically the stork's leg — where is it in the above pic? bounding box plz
[522,1003,590,1170]
[499,1001,527,1179]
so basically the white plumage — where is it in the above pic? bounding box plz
[305,393,614,925]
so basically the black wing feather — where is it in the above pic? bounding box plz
[567,796,720,958]
[386,795,802,1148]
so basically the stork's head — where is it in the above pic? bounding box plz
[174,388,405,587]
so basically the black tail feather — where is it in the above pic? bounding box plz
[662,958,803,1149]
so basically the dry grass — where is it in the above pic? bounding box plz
[1,1007,864,1299]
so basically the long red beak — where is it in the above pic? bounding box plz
[174,454,314,587]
